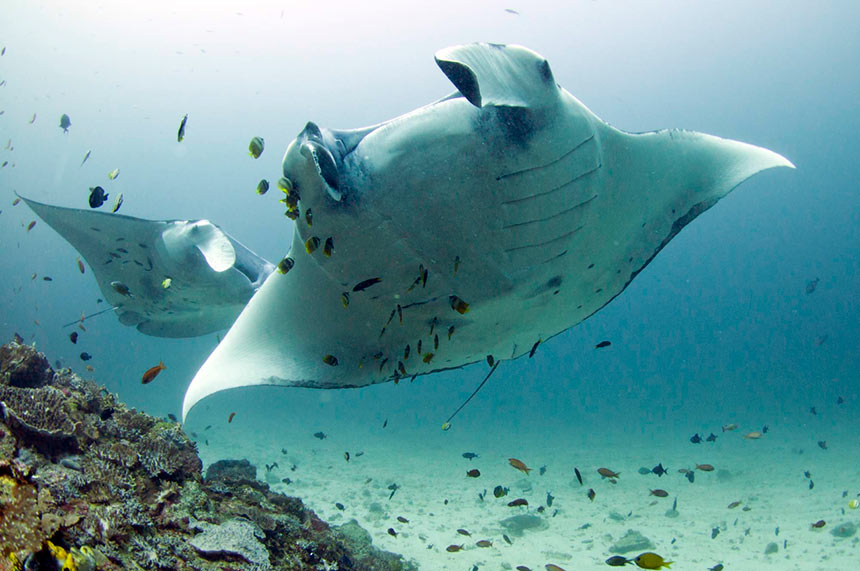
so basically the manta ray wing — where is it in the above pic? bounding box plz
[182,43,793,419]
[21,196,274,337]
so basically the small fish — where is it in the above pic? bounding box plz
[685,471,695,483]
[448,325,455,340]
[595,340,611,348]
[108,168,120,180]
[508,458,532,474]
[706,433,717,442]
[811,519,826,529]
[305,236,320,254]
[353,277,382,292]
[762,425,769,433]
[486,354,495,367]
[341,291,349,307]
[605,555,631,567]
[434,334,439,350]
[587,488,596,501]
[574,467,583,485]
[42,276,52,282]
[466,469,480,478]
[805,277,819,294]
[79,352,92,361]
[88,186,109,208]
[727,501,741,509]
[422,353,434,363]
[817,440,827,450]
[323,237,334,258]
[344,452,350,462]
[12,197,21,206]
[69,332,78,344]
[597,467,620,479]
[651,463,668,477]
[26,220,36,231]
[85,365,94,371]
[722,423,738,432]
[446,545,463,553]
[709,565,724,571]
[167,413,177,422]
[633,552,672,569]
[462,452,479,461]
[59,113,71,133]
[313,431,327,440]
[277,257,295,274]
[111,193,123,213]
[476,540,492,548]
[382,419,388,428]
[528,339,540,358]
[696,464,715,472]
[177,114,188,142]
[504,534,513,545]
[650,489,669,498]
[809,406,817,415]
[837,396,844,405]
[456,528,471,537]
[545,565,566,571]
[453,255,460,276]
[387,528,397,537]
[711,527,720,539]
[248,136,265,158]
[29,113,36,124]
[394,516,408,524]
[76,257,85,274]
[110,281,133,297]
[161,277,172,289]
[507,498,528,507]
[387,483,400,500]
[546,491,554,507]
[505,9,520,15]
[228,412,236,423]
[80,150,92,166]
[142,361,166,384]
[322,354,339,366]
[690,433,702,444]
[743,431,763,439]
[448,295,470,314]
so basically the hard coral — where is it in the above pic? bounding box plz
[0,341,414,570]
[0,339,53,388]
[0,472,41,556]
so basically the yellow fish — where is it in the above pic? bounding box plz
[634,552,673,569]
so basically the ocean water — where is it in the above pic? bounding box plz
[1,1,858,569]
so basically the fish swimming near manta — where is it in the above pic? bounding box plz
[18,44,794,421]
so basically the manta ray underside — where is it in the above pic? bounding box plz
[22,43,793,420]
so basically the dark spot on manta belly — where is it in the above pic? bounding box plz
[493,106,535,147]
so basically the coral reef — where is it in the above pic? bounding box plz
[0,339,415,570]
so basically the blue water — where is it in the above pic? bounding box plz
[1,2,858,568]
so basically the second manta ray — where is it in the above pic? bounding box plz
[25,44,795,420]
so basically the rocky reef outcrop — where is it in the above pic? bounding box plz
[0,339,415,570]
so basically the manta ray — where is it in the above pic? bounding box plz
[23,44,793,421]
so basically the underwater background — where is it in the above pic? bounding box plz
[1,1,858,569]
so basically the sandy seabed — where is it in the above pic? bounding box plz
[194,419,860,571]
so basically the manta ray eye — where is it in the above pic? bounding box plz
[300,141,342,202]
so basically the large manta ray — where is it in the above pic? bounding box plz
[23,44,793,421]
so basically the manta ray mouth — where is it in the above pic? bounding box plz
[300,141,342,201]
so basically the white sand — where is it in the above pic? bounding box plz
[193,413,859,571]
